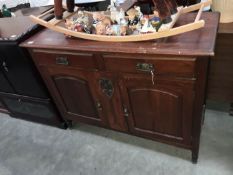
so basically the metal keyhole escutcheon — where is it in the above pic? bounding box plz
[99,78,114,98]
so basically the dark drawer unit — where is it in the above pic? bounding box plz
[0,17,66,128]
[0,93,63,127]
[0,44,48,98]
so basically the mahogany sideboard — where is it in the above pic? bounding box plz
[21,12,219,163]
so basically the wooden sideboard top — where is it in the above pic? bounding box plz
[21,12,219,57]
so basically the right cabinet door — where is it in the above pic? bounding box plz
[119,74,195,145]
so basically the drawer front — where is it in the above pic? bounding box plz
[103,55,196,78]
[0,93,58,120]
[33,50,98,70]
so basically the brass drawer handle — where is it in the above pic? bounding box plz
[56,57,69,65]
[136,63,154,72]
[136,63,155,85]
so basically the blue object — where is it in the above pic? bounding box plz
[150,16,160,22]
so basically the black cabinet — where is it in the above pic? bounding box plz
[0,68,14,93]
[0,44,48,98]
[0,17,66,128]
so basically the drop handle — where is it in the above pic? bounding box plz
[123,106,129,117]
[56,56,69,65]
[96,101,103,111]
[2,61,9,72]
[136,63,154,72]
[136,63,155,85]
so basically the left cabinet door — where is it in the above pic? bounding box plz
[38,66,108,127]
[0,45,48,98]
[0,51,14,93]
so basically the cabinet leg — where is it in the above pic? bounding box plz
[60,122,69,129]
[191,150,198,164]
[66,120,73,129]
[230,103,233,116]
[202,104,206,125]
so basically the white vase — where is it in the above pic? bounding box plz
[212,0,233,23]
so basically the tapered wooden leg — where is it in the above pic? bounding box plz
[192,149,198,164]
[54,0,63,19]
[202,104,206,125]
[230,103,233,116]
[66,0,75,13]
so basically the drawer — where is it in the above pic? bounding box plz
[33,50,98,70]
[103,54,196,78]
[0,93,58,120]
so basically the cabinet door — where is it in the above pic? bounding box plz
[39,66,107,126]
[119,74,195,145]
[0,52,14,93]
[0,45,48,98]
[0,70,14,93]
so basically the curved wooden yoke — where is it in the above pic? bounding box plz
[30,0,212,42]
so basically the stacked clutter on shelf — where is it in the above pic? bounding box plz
[65,0,179,36]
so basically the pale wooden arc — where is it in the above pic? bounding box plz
[159,7,183,32]
[48,7,80,26]
[182,0,212,14]
[37,8,54,18]
[30,15,204,42]
[29,0,210,42]
[195,4,204,22]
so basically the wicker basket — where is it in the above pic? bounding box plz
[212,0,233,23]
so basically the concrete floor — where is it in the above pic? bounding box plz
[0,109,232,175]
